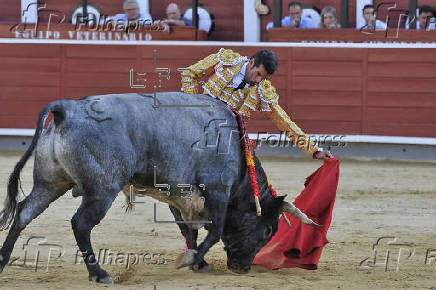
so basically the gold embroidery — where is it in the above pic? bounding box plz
[217,48,248,66]
[202,62,244,103]
[181,52,219,94]
[181,48,319,157]
[258,79,279,104]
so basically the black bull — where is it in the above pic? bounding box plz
[0,92,319,283]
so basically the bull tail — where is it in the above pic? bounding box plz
[0,100,68,230]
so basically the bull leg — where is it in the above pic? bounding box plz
[176,189,228,269]
[169,205,198,249]
[194,193,228,265]
[169,206,210,272]
[71,192,117,284]
[0,184,66,272]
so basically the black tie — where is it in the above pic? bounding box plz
[234,79,247,91]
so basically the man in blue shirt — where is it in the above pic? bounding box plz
[106,0,152,26]
[266,1,317,30]
[153,3,192,33]
[164,3,193,26]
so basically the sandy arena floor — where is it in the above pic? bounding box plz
[0,152,435,289]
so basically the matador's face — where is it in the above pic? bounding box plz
[245,59,270,86]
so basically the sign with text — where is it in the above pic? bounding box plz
[0,24,207,41]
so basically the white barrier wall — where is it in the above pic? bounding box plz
[244,0,261,42]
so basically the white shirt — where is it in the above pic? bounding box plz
[405,18,436,30]
[359,19,387,30]
[375,20,387,30]
[105,12,152,26]
[228,61,250,90]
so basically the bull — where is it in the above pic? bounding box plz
[0,92,319,283]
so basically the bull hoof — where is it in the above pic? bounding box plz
[175,249,197,269]
[0,254,4,273]
[229,268,249,274]
[89,274,114,284]
[194,265,211,273]
[191,261,211,273]
[227,260,250,274]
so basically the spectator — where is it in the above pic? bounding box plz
[266,1,317,30]
[360,4,386,30]
[163,3,193,26]
[319,6,340,28]
[416,5,435,30]
[106,0,152,26]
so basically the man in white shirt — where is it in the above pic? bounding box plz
[405,5,435,30]
[360,4,387,30]
[106,0,152,26]
[266,1,317,30]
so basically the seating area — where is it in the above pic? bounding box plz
[0,1,435,137]
[1,1,436,42]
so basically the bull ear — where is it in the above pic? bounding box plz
[257,195,287,217]
[271,195,287,212]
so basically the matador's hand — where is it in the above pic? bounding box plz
[314,150,333,160]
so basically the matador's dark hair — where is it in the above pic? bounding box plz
[251,49,278,75]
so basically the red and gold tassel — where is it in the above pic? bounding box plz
[233,110,262,216]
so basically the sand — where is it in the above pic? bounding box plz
[0,152,435,290]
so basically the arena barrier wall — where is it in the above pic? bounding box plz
[1,39,436,136]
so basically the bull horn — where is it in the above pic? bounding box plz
[280,201,322,228]
[281,213,291,227]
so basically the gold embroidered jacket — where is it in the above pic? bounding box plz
[180,48,319,157]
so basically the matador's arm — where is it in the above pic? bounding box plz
[180,52,219,94]
[266,103,320,158]
[257,80,320,158]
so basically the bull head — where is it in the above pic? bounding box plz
[222,195,321,274]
